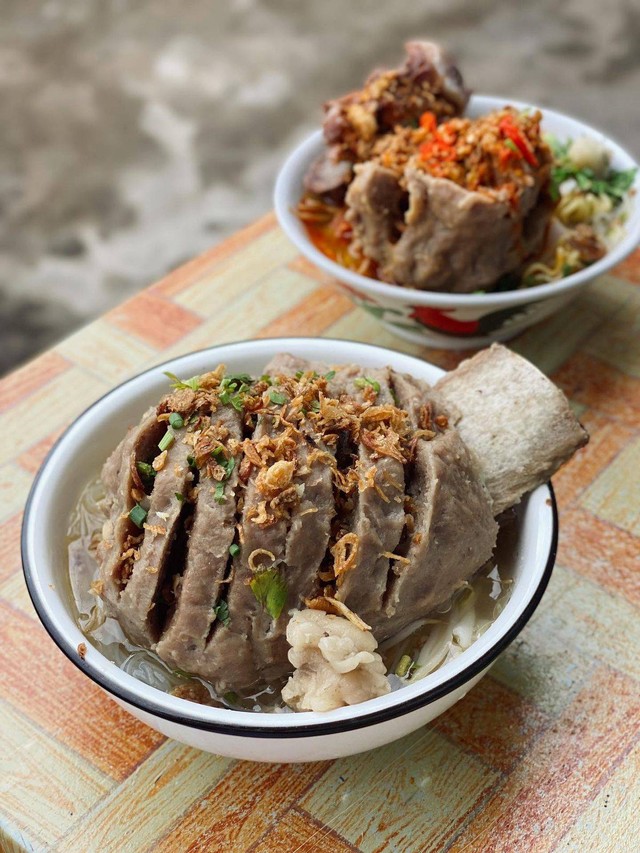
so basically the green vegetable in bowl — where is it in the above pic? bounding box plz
[249,568,288,620]
[548,134,637,203]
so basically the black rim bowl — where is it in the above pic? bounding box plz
[21,340,558,738]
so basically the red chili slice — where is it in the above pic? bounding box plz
[498,116,539,168]
[419,137,457,163]
[419,111,437,132]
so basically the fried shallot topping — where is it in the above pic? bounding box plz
[255,460,296,499]
[158,388,198,416]
[143,363,449,613]
[248,548,276,572]
[304,594,372,631]
[330,532,360,585]
[156,365,436,482]
[116,532,144,586]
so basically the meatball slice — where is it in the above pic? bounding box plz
[154,404,243,673]
[374,371,497,643]
[334,366,406,626]
[98,409,166,611]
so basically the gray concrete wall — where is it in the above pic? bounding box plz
[1,0,638,372]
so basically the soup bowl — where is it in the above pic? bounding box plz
[275,96,640,349]
[22,337,557,762]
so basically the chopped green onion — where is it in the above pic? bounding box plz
[504,138,519,154]
[187,454,197,469]
[136,461,156,480]
[309,400,321,413]
[229,543,240,557]
[545,133,571,160]
[128,503,147,528]
[395,654,416,678]
[211,449,235,479]
[214,483,226,504]
[269,390,288,406]
[164,371,201,391]
[221,373,252,390]
[158,429,175,452]
[576,171,592,191]
[260,374,272,385]
[168,412,184,429]
[213,600,230,627]
[223,690,240,706]
[175,492,184,502]
[222,456,235,479]
[549,144,637,205]
[354,376,381,393]
[294,370,304,379]
[220,389,245,411]
[324,370,336,380]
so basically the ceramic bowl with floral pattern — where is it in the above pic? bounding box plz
[275,97,640,349]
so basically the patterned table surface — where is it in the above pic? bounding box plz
[1,213,639,853]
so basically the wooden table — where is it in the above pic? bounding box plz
[1,213,639,852]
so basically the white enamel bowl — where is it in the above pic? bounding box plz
[275,96,640,349]
[22,338,557,763]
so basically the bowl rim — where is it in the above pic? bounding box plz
[275,94,640,308]
[21,337,558,738]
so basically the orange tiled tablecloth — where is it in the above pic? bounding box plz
[1,213,639,852]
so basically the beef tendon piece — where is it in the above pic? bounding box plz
[154,406,243,672]
[282,609,390,712]
[435,344,589,515]
[561,223,606,266]
[375,372,497,642]
[303,155,354,200]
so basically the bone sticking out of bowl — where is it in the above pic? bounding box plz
[322,40,470,157]
[434,343,589,515]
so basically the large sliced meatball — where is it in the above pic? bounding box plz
[94,346,586,698]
